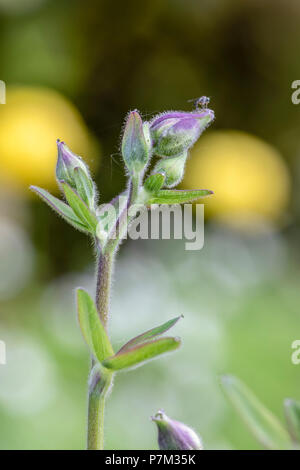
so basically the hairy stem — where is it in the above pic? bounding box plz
[87,365,113,450]
[87,249,115,450]
[105,175,141,253]
[95,250,114,330]
[87,176,140,450]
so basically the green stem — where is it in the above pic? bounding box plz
[105,175,141,253]
[130,174,140,203]
[87,175,140,450]
[87,249,115,450]
[87,365,113,450]
[95,249,114,330]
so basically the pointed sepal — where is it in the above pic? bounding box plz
[144,173,166,194]
[61,182,98,233]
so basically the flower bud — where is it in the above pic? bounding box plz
[56,140,89,185]
[150,109,214,157]
[56,140,95,208]
[152,410,203,450]
[121,111,151,175]
[153,151,188,188]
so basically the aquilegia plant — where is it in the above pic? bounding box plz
[31,100,214,450]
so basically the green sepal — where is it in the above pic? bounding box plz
[61,182,98,233]
[73,166,95,209]
[144,173,165,194]
[147,189,213,205]
[77,288,114,362]
[117,315,183,354]
[30,186,89,233]
[153,153,188,188]
[221,375,291,450]
[102,336,181,371]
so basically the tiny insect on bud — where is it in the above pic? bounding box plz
[152,410,203,450]
[150,108,214,158]
[121,111,151,175]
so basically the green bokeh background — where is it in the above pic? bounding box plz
[0,0,300,449]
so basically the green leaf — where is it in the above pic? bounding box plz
[221,375,290,450]
[73,166,95,208]
[61,182,98,232]
[144,173,165,194]
[102,336,181,371]
[77,289,114,362]
[30,186,89,233]
[284,398,300,445]
[117,315,183,354]
[147,189,213,205]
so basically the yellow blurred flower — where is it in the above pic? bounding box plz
[0,86,99,192]
[183,130,291,227]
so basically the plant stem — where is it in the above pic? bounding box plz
[87,365,113,450]
[105,175,141,253]
[87,176,140,450]
[95,249,114,330]
[87,248,115,450]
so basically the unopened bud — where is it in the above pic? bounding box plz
[152,410,203,450]
[121,111,151,175]
[56,140,95,208]
[150,109,214,157]
[153,151,188,188]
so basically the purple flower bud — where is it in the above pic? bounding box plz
[152,410,203,450]
[56,140,96,208]
[121,111,151,175]
[56,140,90,187]
[150,109,214,157]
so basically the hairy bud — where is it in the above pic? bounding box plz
[121,111,151,175]
[150,109,214,157]
[152,410,203,450]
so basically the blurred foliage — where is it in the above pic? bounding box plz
[1,0,300,450]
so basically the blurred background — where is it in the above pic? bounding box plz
[0,0,300,450]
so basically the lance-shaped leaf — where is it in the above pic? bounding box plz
[30,186,89,233]
[102,336,181,371]
[147,189,213,205]
[284,398,300,445]
[221,375,290,450]
[77,289,114,362]
[61,182,98,232]
[144,173,165,194]
[117,315,183,354]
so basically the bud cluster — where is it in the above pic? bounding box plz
[121,99,214,188]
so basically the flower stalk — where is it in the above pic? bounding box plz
[30,100,214,450]
[87,364,113,450]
